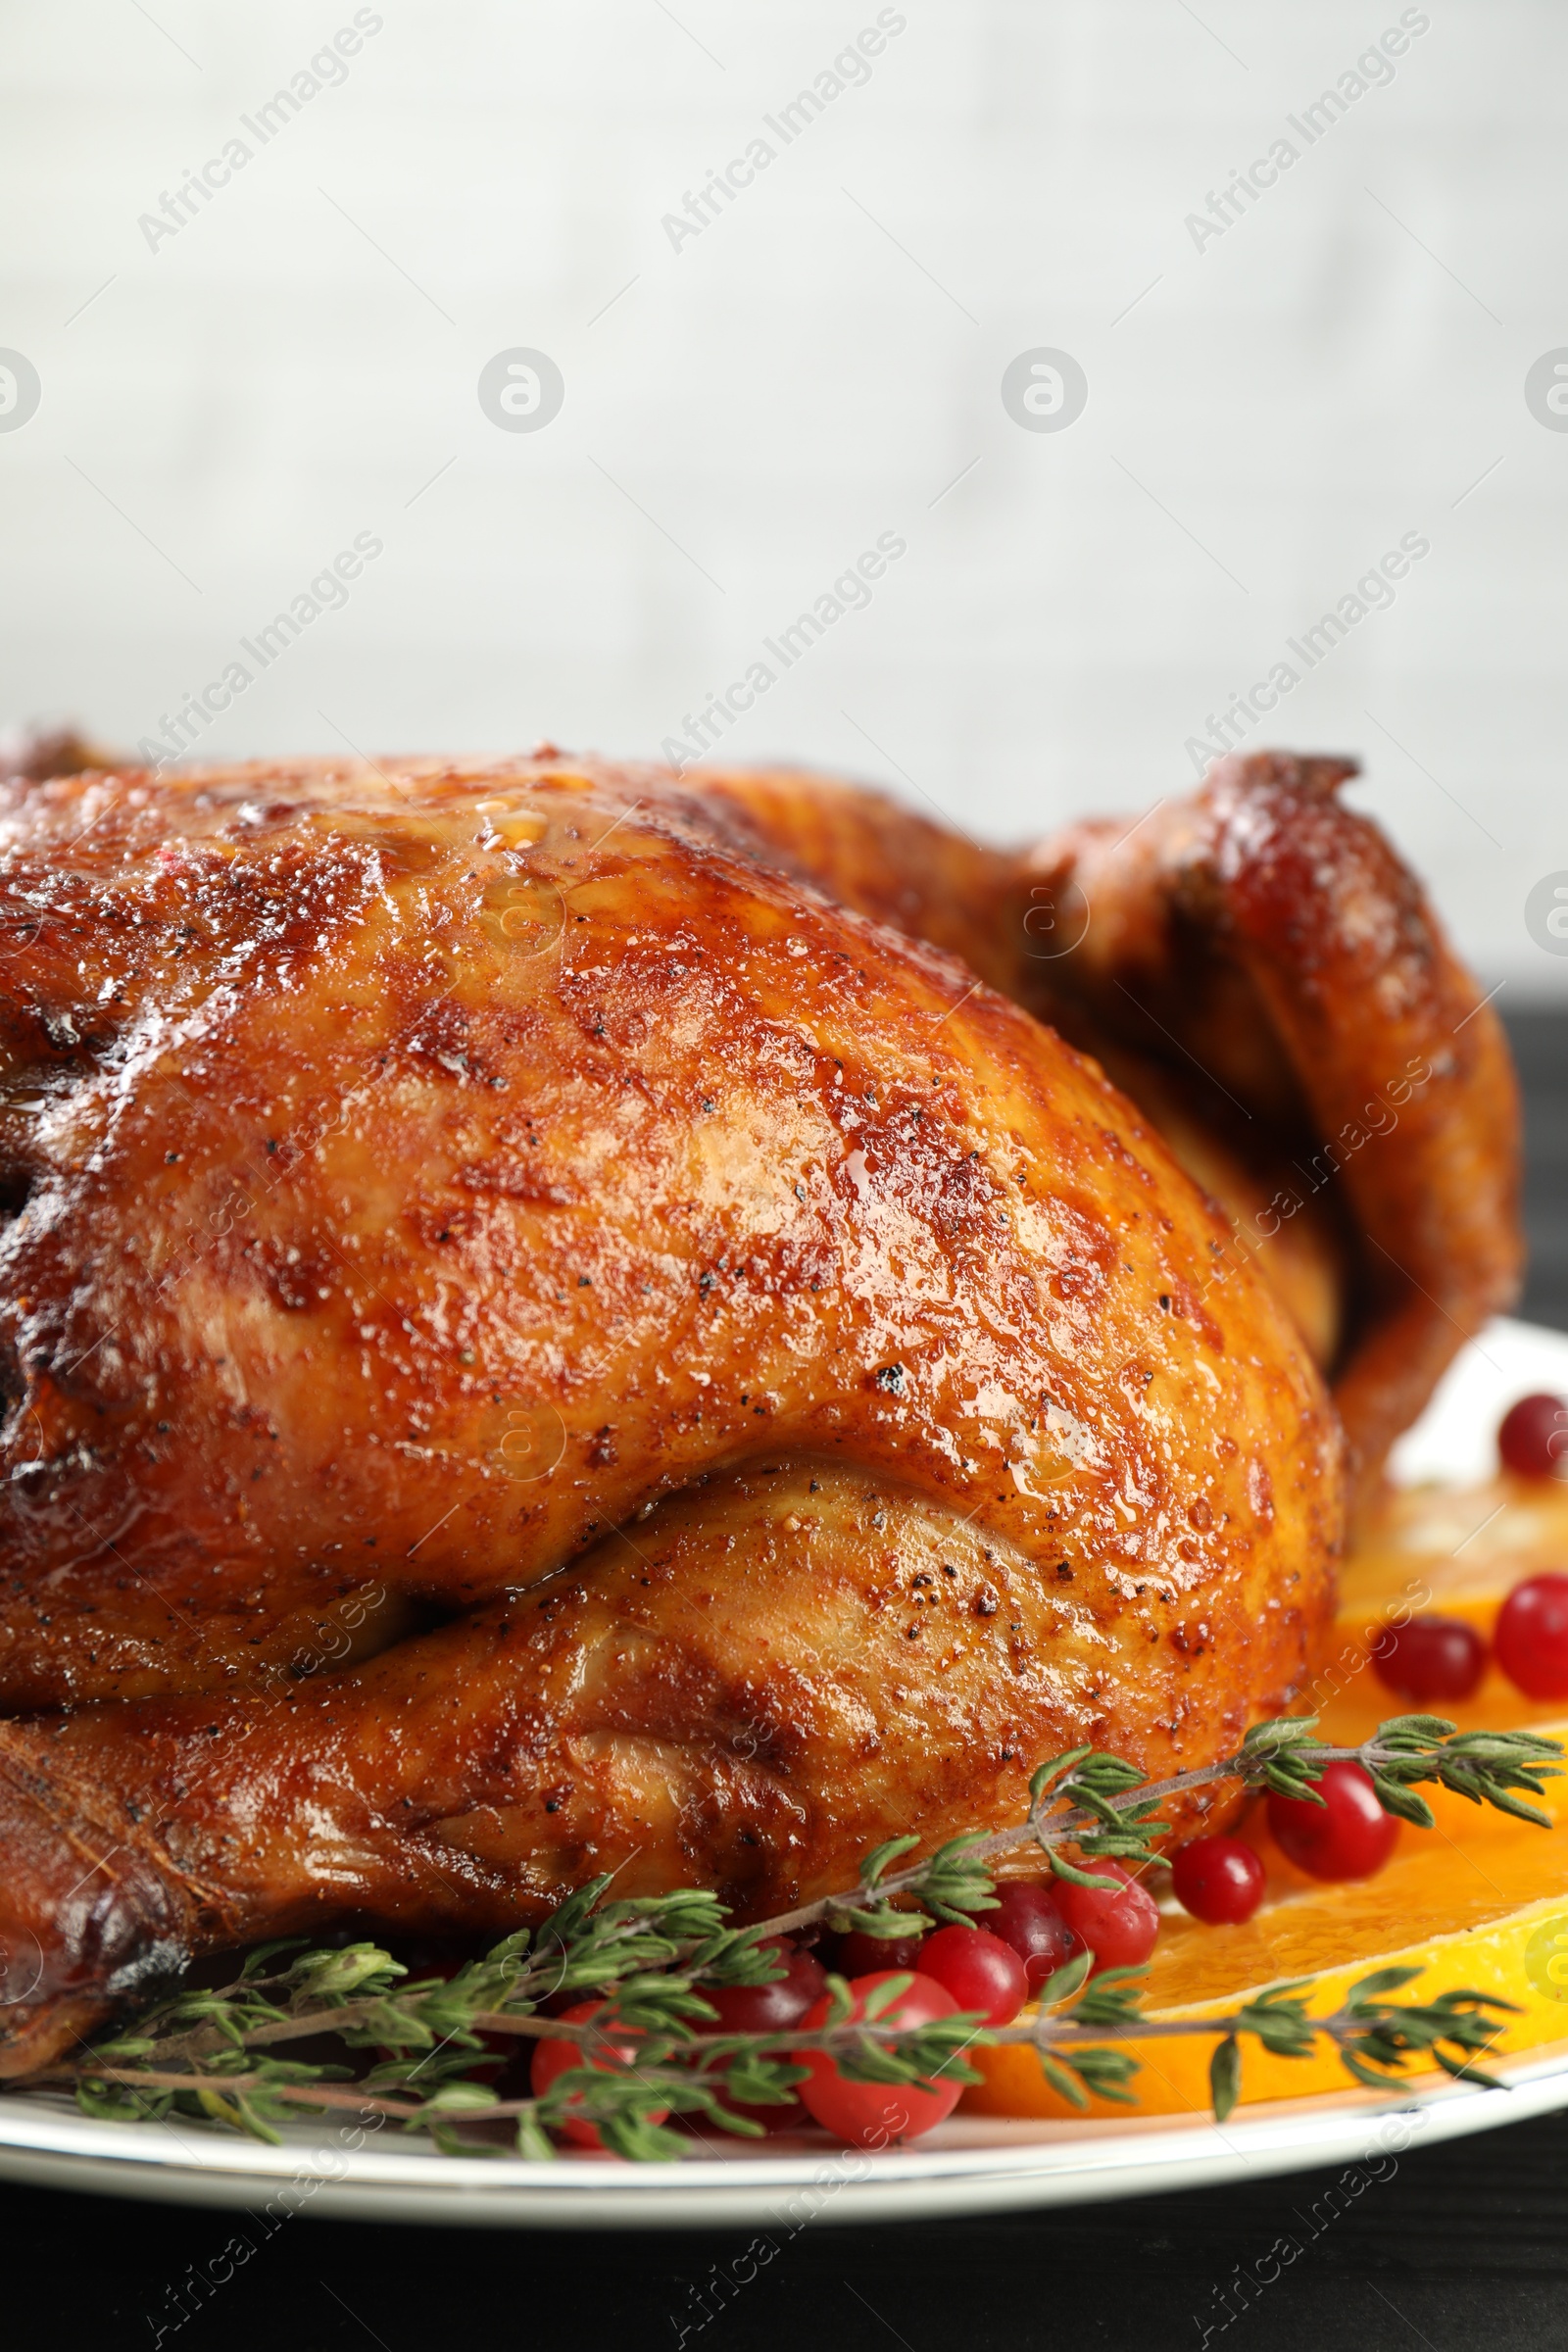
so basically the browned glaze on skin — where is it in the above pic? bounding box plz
[0,754,1341,2070]
[700,753,1522,1497]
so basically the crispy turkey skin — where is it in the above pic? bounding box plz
[0,752,1348,2071]
[698,752,1522,1498]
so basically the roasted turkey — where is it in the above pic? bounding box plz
[0,746,1517,2074]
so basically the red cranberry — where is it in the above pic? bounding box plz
[831,1928,927,1979]
[1267,1760,1397,1882]
[701,1938,830,2134]
[986,1882,1082,1990]
[793,1974,961,2146]
[1170,1836,1266,1926]
[703,1938,828,2034]
[1371,1614,1487,1703]
[1498,1394,1568,1480]
[529,2002,667,2148]
[1054,1861,1161,1970]
[913,1925,1028,2025]
[1495,1574,1568,1699]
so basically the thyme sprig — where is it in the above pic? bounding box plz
[766,1711,1564,1935]
[25,1710,1558,2155]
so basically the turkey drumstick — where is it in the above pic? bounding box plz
[0,1451,1320,2076]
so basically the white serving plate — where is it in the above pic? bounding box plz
[3,1317,1565,2229]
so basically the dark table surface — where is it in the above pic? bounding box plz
[6,1007,1564,2352]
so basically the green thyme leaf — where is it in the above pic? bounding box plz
[1209,2035,1241,2124]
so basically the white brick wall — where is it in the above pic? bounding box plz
[1,0,1564,990]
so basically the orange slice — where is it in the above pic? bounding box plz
[965,1477,1568,2120]
[1323,1474,1568,1743]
